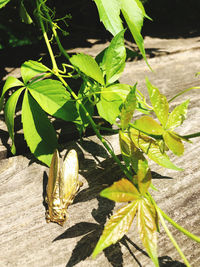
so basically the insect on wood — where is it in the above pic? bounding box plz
[45,149,82,226]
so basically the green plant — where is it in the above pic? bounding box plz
[0,0,200,266]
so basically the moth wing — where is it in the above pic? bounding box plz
[47,149,60,201]
[60,149,79,204]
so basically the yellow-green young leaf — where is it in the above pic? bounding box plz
[166,100,190,130]
[137,160,152,195]
[100,178,140,202]
[146,78,169,127]
[120,85,137,130]
[0,0,10,8]
[163,131,184,156]
[70,53,104,85]
[130,128,183,171]
[92,201,138,258]
[133,115,164,135]
[137,199,159,267]
[19,1,33,24]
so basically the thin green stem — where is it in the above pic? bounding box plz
[156,208,191,267]
[182,132,200,139]
[169,86,200,103]
[158,208,200,243]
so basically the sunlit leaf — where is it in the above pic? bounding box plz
[166,100,190,130]
[0,0,10,8]
[120,85,137,130]
[28,79,77,121]
[133,115,164,135]
[4,87,25,154]
[0,77,24,111]
[103,29,126,84]
[163,131,184,156]
[137,198,159,267]
[20,1,33,24]
[130,128,183,171]
[92,201,138,258]
[96,84,130,124]
[146,78,169,127]
[137,160,152,195]
[70,53,104,85]
[22,90,58,166]
[100,178,140,202]
[21,60,49,84]
[93,0,123,36]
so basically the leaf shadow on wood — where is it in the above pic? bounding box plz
[158,256,186,267]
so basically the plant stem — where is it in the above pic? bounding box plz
[156,208,191,267]
[158,208,200,243]
[182,132,200,139]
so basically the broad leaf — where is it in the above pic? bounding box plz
[103,30,126,84]
[96,84,130,124]
[138,199,159,267]
[22,90,58,166]
[120,0,149,67]
[28,79,77,121]
[0,77,24,111]
[163,131,184,156]
[93,0,123,36]
[92,201,138,258]
[166,100,190,130]
[137,159,151,195]
[120,85,137,130]
[21,60,49,84]
[0,0,10,8]
[4,87,25,154]
[146,78,169,127]
[100,178,140,202]
[133,116,164,135]
[130,128,183,171]
[70,53,104,85]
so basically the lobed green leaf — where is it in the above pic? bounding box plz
[137,199,159,267]
[137,159,152,195]
[92,201,138,258]
[93,0,123,36]
[100,178,140,202]
[166,100,190,130]
[28,79,77,121]
[21,60,49,84]
[70,53,104,85]
[4,87,25,154]
[146,78,169,127]
[103,29,126,84]
[22,90,58,166]
[96,84,130,124]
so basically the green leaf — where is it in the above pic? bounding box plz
[96,84,130,124]
[100,178,140,202]
[146,78,169,127]
[22,90,58,166]
[130,128,183,171]
[21,60,49,84]
[0,77,24,111]
[133,116,164,135]
[20,1,33,24]
[103,30,126,84]
[93,0,123,36]
[92,201,138,258]
[166,100,190,130]
[137,199,159,267]
[120,0,150,68]
[0,0,10,8]
[28,79,77,121]
[4,87,25,154]
[70,53,104,85]
[137,159,152,195]
[120,85,137,130]
[163,131,184,156]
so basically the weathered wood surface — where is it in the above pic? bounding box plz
[0,36,200,266]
